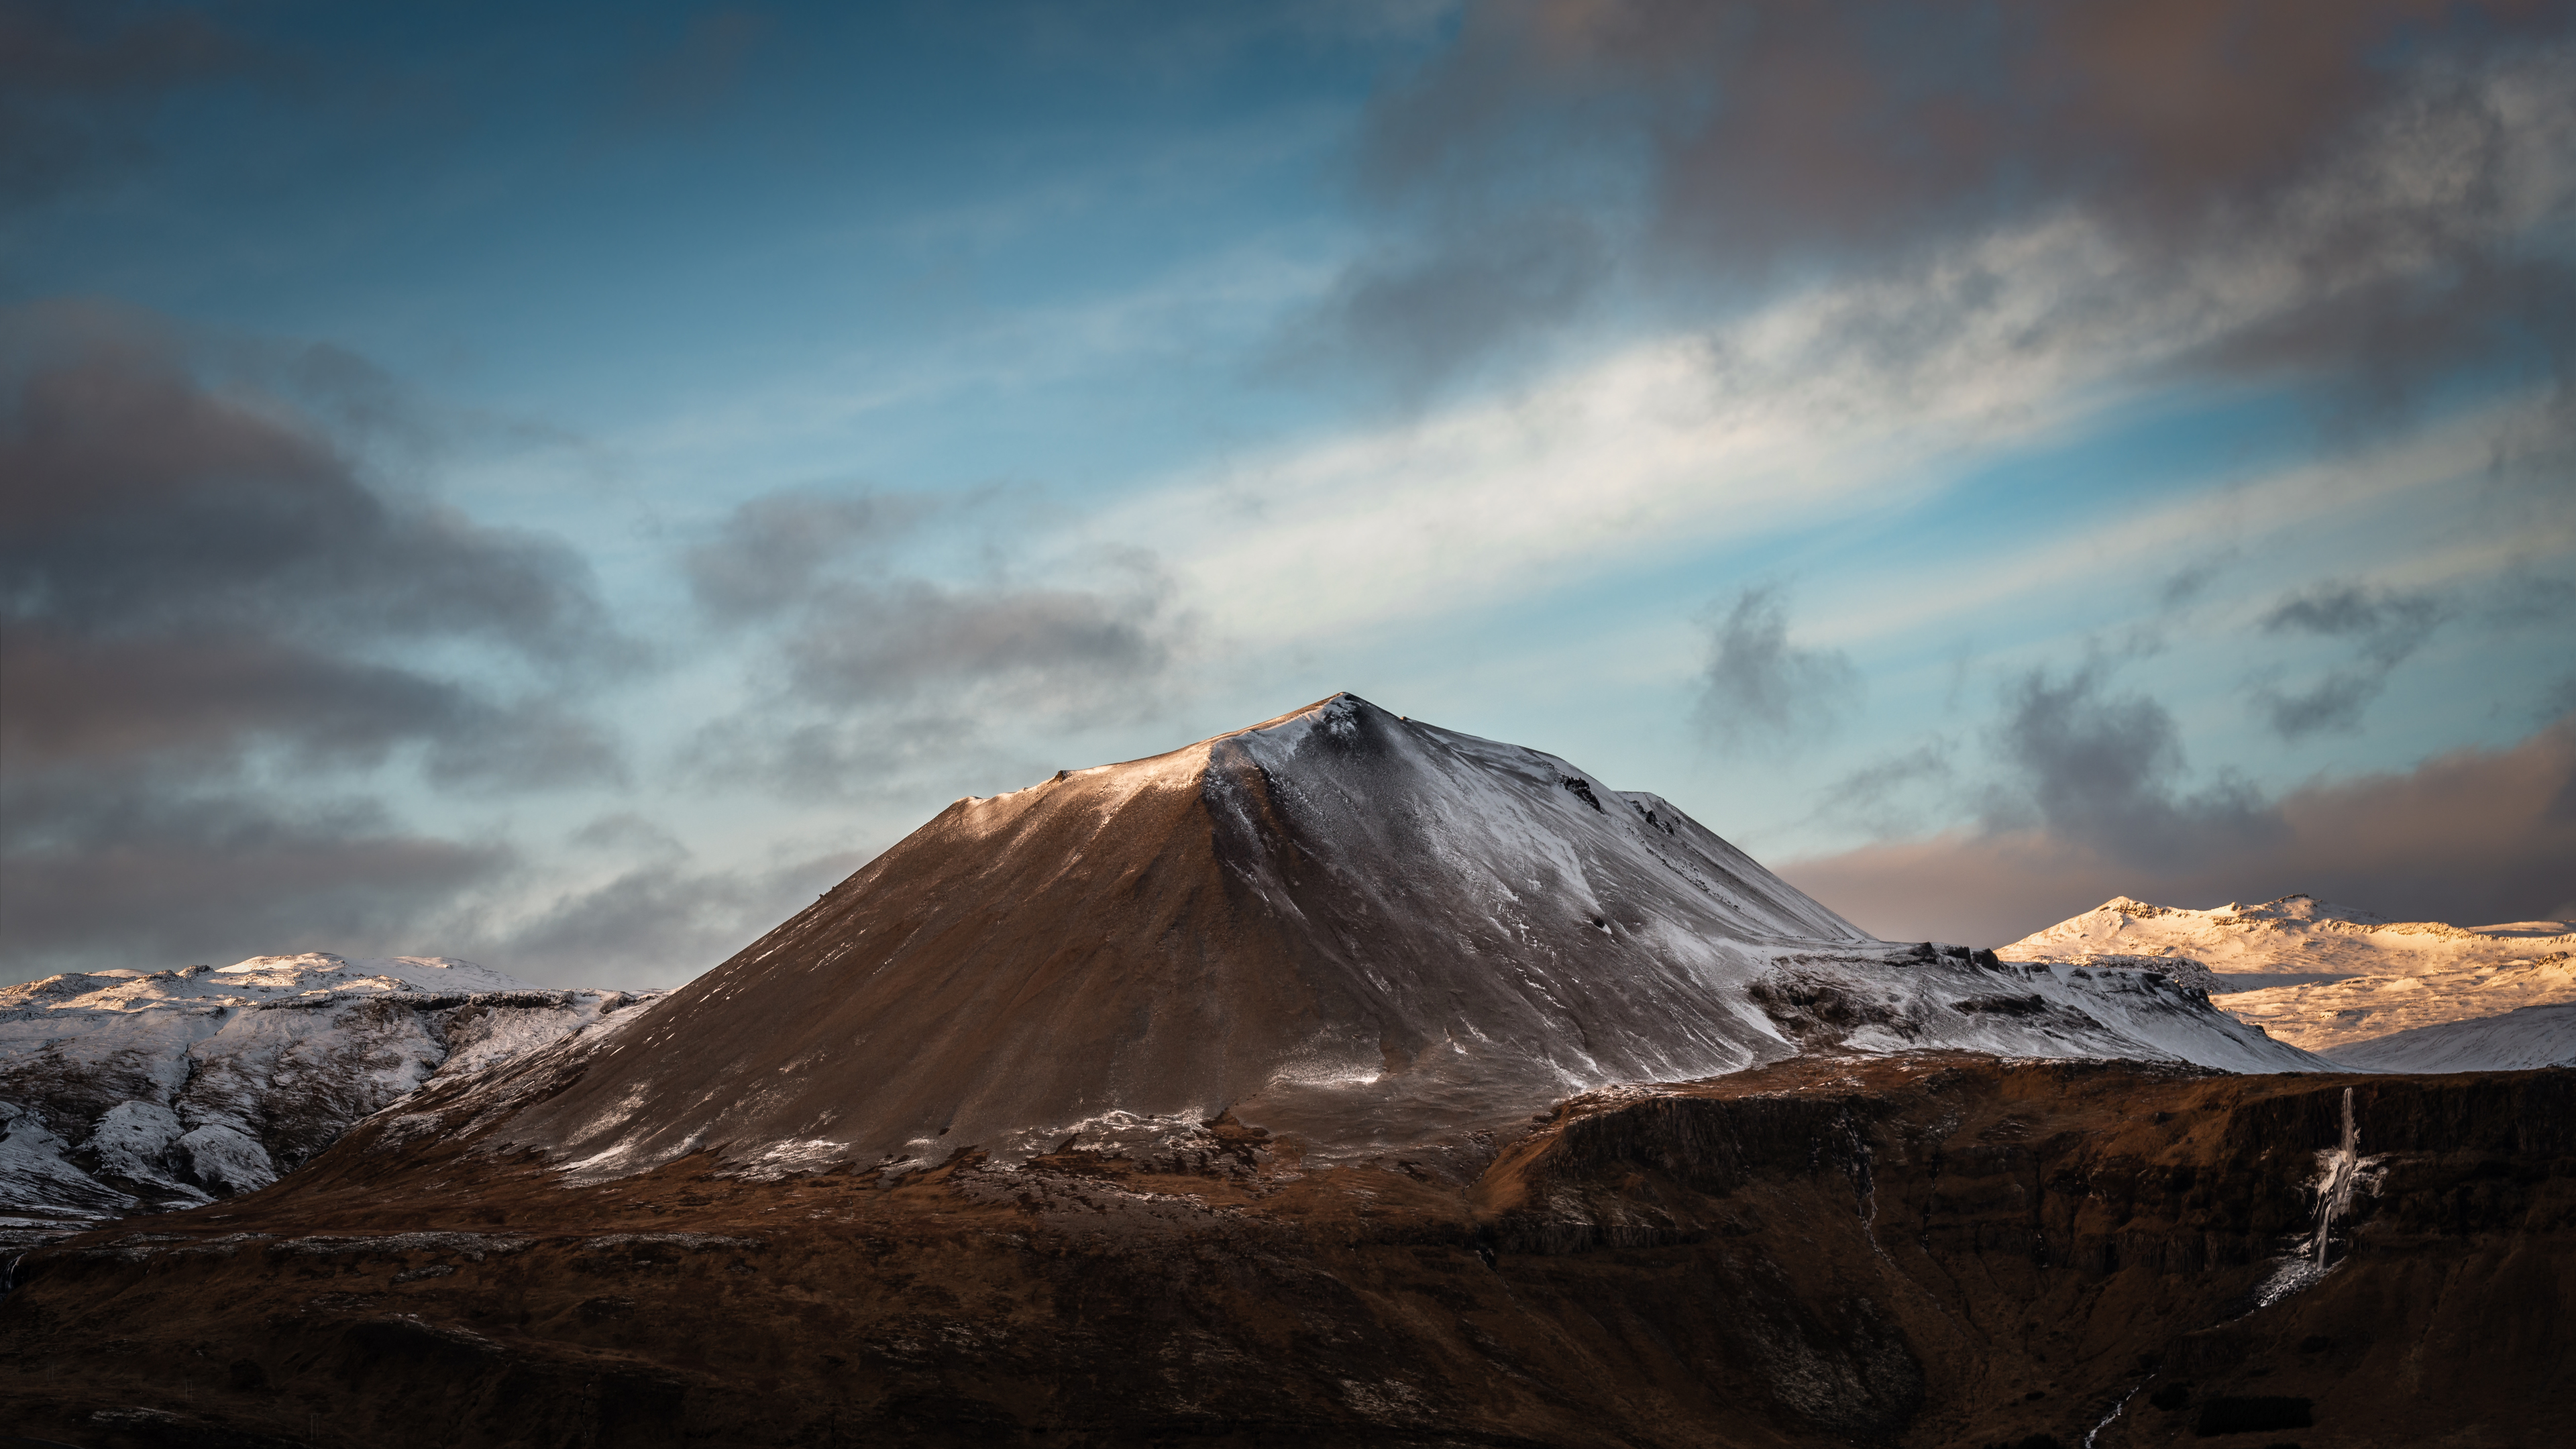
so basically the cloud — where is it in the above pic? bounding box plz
[2157,555,2232,610]
[1691,586,1860,752]
[1268,208,1609,400]
[464,847,863,989]
[1312,0,2575,398]
[0,783,513,977]
[1980,661,2279,866]
[2545,675,2576,724]
[1782,711,2576,947]
[1809,741,1954,837]
[0,0,260,203]
[1,302,634,976]
[682,489,922,624]
[2251,582,2447,739]
[1,302,631,785]
[680,487,1189,797]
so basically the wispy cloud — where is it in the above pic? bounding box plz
[1104,173,2571,657]
[1691,586,1860,754]
[458,845,863,989]
[2253,582,2448,739]
[676,486,1191,799]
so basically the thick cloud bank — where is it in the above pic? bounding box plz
[1318,0,2575,405]
[0,304,628,973]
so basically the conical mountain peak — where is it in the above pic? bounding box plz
[483,698,1867,1180]
[451,699,2322,1185]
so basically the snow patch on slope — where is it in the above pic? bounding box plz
[2323,1003,2576,1073]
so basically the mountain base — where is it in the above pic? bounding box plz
[3,1055,2569,1448]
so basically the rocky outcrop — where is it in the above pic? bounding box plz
[0,955,647,1237]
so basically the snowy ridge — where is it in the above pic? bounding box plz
[2323,1004,2576,1073]
[1,953,650,1239]
[2004,894,2576,1067]
[1748,949,2324,1075]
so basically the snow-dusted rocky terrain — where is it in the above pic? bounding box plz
[2003,894,2576,1067]
[1,953,647,1242]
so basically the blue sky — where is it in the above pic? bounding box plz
[5,1,2573,987]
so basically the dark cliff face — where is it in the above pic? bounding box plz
[6,1057,2569,1448]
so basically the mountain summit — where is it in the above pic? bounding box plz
[492,694,1867,1177]
[458,694,2315,1182]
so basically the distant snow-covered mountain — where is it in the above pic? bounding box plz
[2002,894,2576,1069]
[1,953,648,1240]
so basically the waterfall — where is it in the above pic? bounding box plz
[2310,1087,2365,1267]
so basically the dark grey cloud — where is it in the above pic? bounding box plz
[1980,662,2278,867]
[0,0,261,204]
[682,488,926,625]
[1315,0,2573,397]
[2483,572,2576,629]
[566,811,688,859]
[1810,741,1953,837]
[681,487,1187,798]
[466,846,863,989]
[2544,675,2576,725]
[682,711,987,802]
[2263,583,2445,645]
[1,302,633,975]
[0,782,513,976]
[2252,582,2446,739]
[1,302,631,784]
[1785,710,2576,946]
[1690,586,1860,753]
[775,578,1173,710]
[1,631,624,790]
[2157,555,2232,610]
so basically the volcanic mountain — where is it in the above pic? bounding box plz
[15,697,2567,1449]
[447,694,2315,1185]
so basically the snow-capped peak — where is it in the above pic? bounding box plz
[2005,894,2575,1067]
